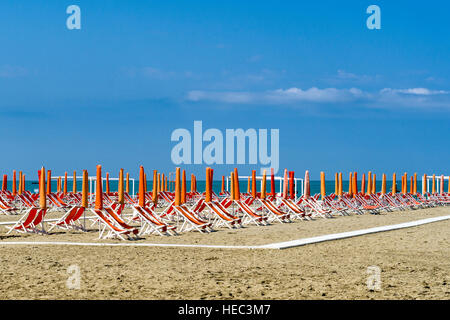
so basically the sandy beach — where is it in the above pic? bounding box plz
[0,206,448,299]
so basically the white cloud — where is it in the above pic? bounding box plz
[186,86,450,109]
[187,87,368,105]
[380,88,449,95]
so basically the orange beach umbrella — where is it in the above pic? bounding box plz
[139,166,146,207]
[270,168,275,196]
[73,171,77,193]
[392,173,397,194]
[361,173,366,195]
[46,170,51,194]
[105,173,110,194]
[152,170,158,205]
[64,172,68,195]
[261,170,267,199]
[234,168,240,201]
[372,173,376,193]
[12,170,17,195]
[422,174,427,194]
[39,167,46,209]
[381,173,386,195]
[118,168,124,205]
[348,172,353,197]
[205,168,212,203]
[251,170,257,198]
[2,175,7,191]
[174,168,181,206]
[95,165,103,210]
[81,170,88,208]
[304,170,310,198]
[320,171,326,200]
[181,169,187,204]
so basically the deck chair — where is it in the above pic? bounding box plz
[277,197,311,220]
[0,198,18,215]
[6,207,47,234]
[203,200,242,229]
[173,205,213,233]
[90,208,139,240]
[48,206,86,231]
[132,205,177,236]
[233,200,269,226]
[258,198,291,223]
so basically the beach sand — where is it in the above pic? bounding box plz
[0,207,448,299]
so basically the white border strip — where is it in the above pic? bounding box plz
[260,215,450,249]
[0,215,449,250]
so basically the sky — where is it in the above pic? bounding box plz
[0,0,449,180]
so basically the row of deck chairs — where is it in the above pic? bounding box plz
[1,187,449,240]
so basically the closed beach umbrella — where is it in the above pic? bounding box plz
[361,173,366,195]
[181,169,187,204]
[126,173,130,194]
[261,170,267,199]
[73,171,77,193]
[205,168,211,203]
[304,170,310,198]
[282,169,288,199]
[320,171,326,200]
[174,168,181,206]
[18,171,23,195]
[413,173,417,195]
[118,168,124,205]
[371,172,375,194]
[46,170,51,194]
[247,177,251,194]
[335,173,338,195]
[152,170,158,205]
[64,172,68,195]
[82,170,88,208]
[139,166,145,207]
[440,175,444,195]
[381,173,386,195]
[95,165,103,210]
[288,171,295,199]
[22,174,26,193]
[392,173,397,194]
[144,173,147,193]
[252,170,257,198]
[422,174,427,194]
[39,167,46,209]
[230,172,235,200]
[221,176,225,194]
[338,172,343,197]
[234,168,240,201]
[105,173,110,194]
[410,176,413,194]
[352,172,358,196]
[270,168,276,196]
[191,174,195,193]
[367,172,372,195]
[12,170,17,195]
[2,175,7,191]
[348,172,353,197]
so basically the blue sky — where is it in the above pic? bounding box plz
[0,0,449,180]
